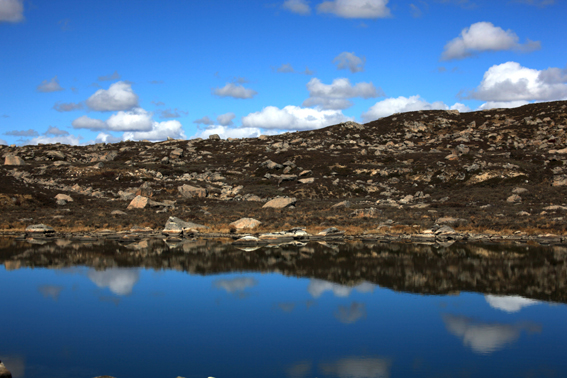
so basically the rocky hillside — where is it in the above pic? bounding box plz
[1,100,567,234]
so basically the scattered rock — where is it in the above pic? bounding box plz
[298,177,315,184]
[178,184,208,198]
[263,197,296,209]
[332,200,350,208]
[512,187,529,194]
[507,194,522,203]
[55,194,73,202]
[209,134,221,141]
[4,155,25,165]
[230,218,261,230]
[25,224,55,234]
[111,210,127,215]
[127,195,149,209]
[162,216,208,236]
[317,227,345,237]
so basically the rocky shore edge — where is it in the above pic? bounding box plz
[2,216,566,247]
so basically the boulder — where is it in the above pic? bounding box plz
[512,187,529,194]
[230,218,261,230]
[162,216,207,236]
[178,184,207,198]
[298,177,315,184]
[4,155,25,165]
[127,195,149,209]
[262,197,296,209]
[46,150,65,160]
[55,194,73,202]
[209,134,221,140]
[507,194,522,203]
[111,210,127,215]
[25,224,55,234]
[317,227,345,237]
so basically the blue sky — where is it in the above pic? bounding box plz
[1,0,566,145]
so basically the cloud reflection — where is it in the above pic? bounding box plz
[443,314,540,354]
[0,355,25,378]
[87,268,140,296]
[319,357,391,378]
[308,279,376,298]
[335,302,367,324]
[38,285,64,300]
[213,277,257,294]
[485,295,540,313]
[288,360,313,378]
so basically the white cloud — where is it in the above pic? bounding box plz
[217,112,236,126]
[443,315,527,354]
[333,52,366,73]
[317,0,391,19]
[441,22,540,60]
[319,357,391,378]
[213,83,258,99]
[478,100,528,110]
[308,279,376,298]
[4,129,38,137]
[72,115,108,131]
[73,108,153,132]
[106,108,153,132]
[304,77,383,110]
[88,268,140,296]
[0,138,7,145]
[27,134,82,146]
[213,277,258,293]
[242,105,351,131]
[0,0,23,22]
[335,302,367,324]
[362,95,469,122]
[37,76,64,93]
[94,132,122,144]
[513,0,555,6]
[485,295,540,313]
[98,70,121,81]
[86,81,139,111]
[53,101,84,112]
[192,125,264,140]
[123,120,186,142]
[194,116,215,125]
[283,0,311,15]
[468,61,567,102]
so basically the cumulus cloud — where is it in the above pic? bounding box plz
[217,112,236,126]
[467,62,567,102]
[333,52,366,73]
[88,268,140,296]
[319,357,391,378]
[98,70,121,81]
[304,77,383,110]
[53,101,84,112]
[441,22,541,61]
[43,126,69,137]
[38,285,64,300]
[335,302,367,324]
[0,0,24,22]
[443,315,540,354]
[37,76,64,93]
[86,81,139,111]
[477,100,528,110]
[308,279,376,298]
[27,134,82,145]
[4,129,38,137]
[362,95,470,122]
[317,0,391,19]
[287,361,313,378]
[158,108,187,119]
[73,108,153,132]
[194,116,215,125]
[123,120,186,142]
[213,83,258,99]
[485,295,540,313]
[192,125,269,140]
[213,277,258,293]
[94,132,123,144]
[283,0,311,15]
[242,105,351,131]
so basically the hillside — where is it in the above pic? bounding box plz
[1,100,567,235]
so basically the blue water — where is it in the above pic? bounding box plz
[1,262,566,377]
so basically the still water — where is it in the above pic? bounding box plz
[1,238,566,378]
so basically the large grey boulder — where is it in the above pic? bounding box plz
[263,197,296,209]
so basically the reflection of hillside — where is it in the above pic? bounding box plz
[1,238,567,303]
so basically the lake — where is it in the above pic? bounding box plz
[1,238,566,378]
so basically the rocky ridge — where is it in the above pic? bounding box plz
[2,100,567,235]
